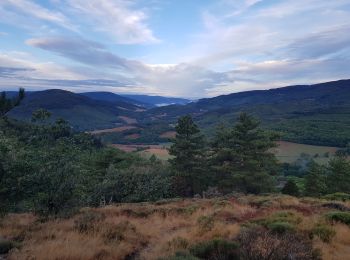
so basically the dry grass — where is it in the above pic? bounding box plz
[90,126,137,134]
[159,131,176,139]
[1,196,350,260]
[118,116,137,124]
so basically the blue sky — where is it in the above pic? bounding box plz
[0,0,350,97]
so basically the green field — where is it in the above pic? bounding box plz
[273,141,339,164]
[113,141,339,164]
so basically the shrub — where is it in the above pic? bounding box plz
[0,238,18,254]
[74,211,105,233]
[281,180,300,197]
[323,193,350,201]
[190,239,239,260]
[322,202,350,211]
[238,227,321,260]
[325,211,350,226]
[251,211,301,230]
[267,221,295,234]
[310,224,336,243]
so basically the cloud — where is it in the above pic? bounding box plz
[26,37,146,72]
[286,25,350,59]
[0,0,74,31]
[134,63,229,97]
[63,0,158,44]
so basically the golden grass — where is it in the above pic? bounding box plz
[159,131,176,139]
[1,196,350,260]
[118,116,137,125]
[90,126,137,135]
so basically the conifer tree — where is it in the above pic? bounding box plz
[168,115,207,196]
[211,112,278,194]
[327,156,350,193]
[0,88,25,116]
[304,162,327,197]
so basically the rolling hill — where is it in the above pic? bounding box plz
[80,92,152,108]
[7,89,142,130]
[121,94,191,107]
[4,79,350,146]
[142,79,350,146]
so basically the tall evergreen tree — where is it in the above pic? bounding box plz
[0,88,25,116]
[168,115,207,196]
[304,162,327,197]
[327,156,350,194]
[211,113,278,194]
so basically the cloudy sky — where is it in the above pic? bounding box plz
[0,0,350,97]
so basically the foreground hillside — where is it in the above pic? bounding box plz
[1,195,350,260]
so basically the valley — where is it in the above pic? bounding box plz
[7,79,350,147]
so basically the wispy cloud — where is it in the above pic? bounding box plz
[26,37,142,70]
[63,0,159,44]
[0,0,75,31]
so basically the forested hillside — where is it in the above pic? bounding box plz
[7,89,144,130]
[143,79,350,146]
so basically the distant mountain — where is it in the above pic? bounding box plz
[80,92,152,108]
[4,80,350,146]
[144,79,350,146]
[122,94,191,107]
[7,89,142,130]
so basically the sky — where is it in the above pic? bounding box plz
[0,0,350,98]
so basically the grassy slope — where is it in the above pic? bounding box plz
[274,141,339,164]
[1,195,350,259]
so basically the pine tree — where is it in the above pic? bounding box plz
[327,156,350,193]
[211,112,278,194]
[304,162,327,197]
[168,115,207,196]
[0,88,25,116]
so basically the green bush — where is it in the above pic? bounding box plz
[281,180,300,197]
[0,238,18,254]
[323,193,350,201]
[190,239,239,260]
[310,224,336,243]
[267,221,295,234]
[325,211,350,226]
[251,211,301,229]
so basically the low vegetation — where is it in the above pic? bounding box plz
[1,195,350,259]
